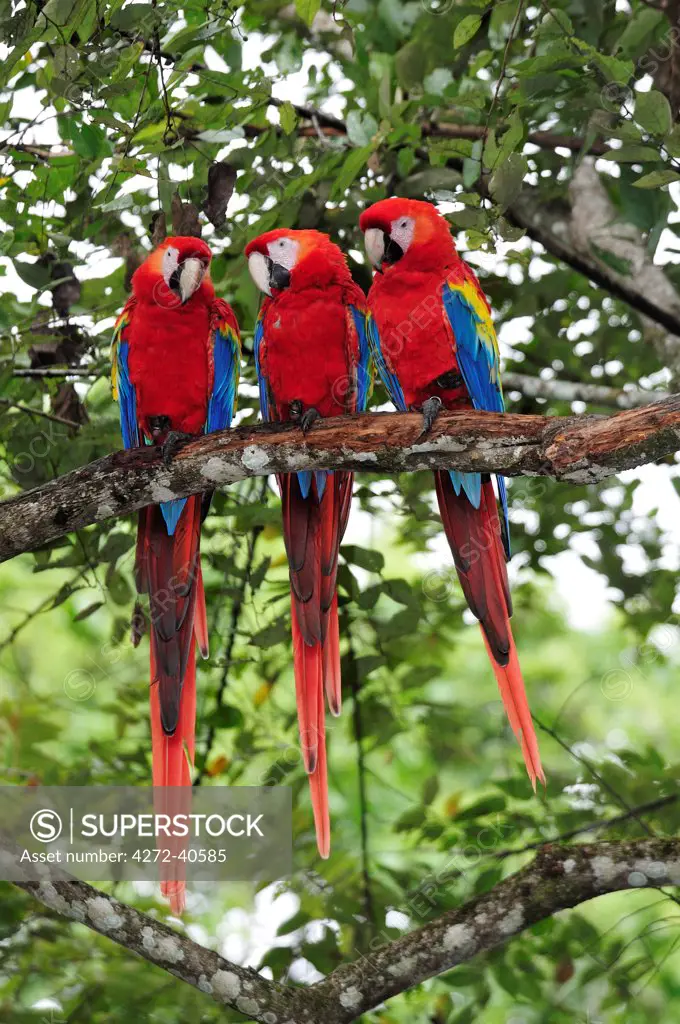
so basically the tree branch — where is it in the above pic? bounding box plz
[16,837,680,1023]
[502,184,680,342]
[1,399,678,564]
[567,160,680,379]
[502,372,669,409]
[15,877,302,1023]
[422,121,609,155]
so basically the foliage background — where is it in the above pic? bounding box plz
[2,0,680,1020]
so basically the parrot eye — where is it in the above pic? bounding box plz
[266,236,300,271]
[389,215,415,256]
[161,246,180,285]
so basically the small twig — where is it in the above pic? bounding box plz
[0,397,81,429]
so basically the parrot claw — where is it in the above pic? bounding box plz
[417,396,443,438]
[300,407,320,434]
[161,430,195,466]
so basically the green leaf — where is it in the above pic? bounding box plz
[635,89,673,136]
[454,14,482,49]
[110,42,145,84]
[514,44,581,77]
[616,6,665,57]
[665,125,680,158]
[12,260,52,290]
[278,101,298,135]
[330,144,374,199]
[397,146,417,178]
[342,544,384,573]
[295,0,320,27]
[456,795,506,820]
[346,110,378,147]
[210,704,244,730]
[394,806,426,832]
[98,192,134,213]
[600,144,662,162]
[633,168,680,188]
[497,109,524,162]
[73,601,105,622]
[591,52,633,85]
[251,620,289,648]
[196,128,246,143]
[422,776,439,804]
[489,153,527,209]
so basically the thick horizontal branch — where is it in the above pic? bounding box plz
[15,877,301,1023]
[1,400,678,564]
[17,837,680,1023]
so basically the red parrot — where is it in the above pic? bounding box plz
[359,198,544,788]
[111,235,241,911]
[245,229,371,857]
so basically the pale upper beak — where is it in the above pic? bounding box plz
[248,252,291,295]
[248,252,272,296]
[364,227,385,269]
[179,257,205,303]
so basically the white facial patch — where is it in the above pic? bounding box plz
[364,227,385,268]
[248,252,272,296]
[266,236,299,270]
[390,215,415,254]
[162,246,180,286]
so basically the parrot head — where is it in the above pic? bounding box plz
[133,236,213,306]
[245,228,350,296]
[359,198,454,273]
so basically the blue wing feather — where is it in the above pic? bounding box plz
[111,307,139,450]
[207,321,240,434]
[253,310,271,424]
[366,312,407,413]
[350,305,373,413]
[442,280,510,549]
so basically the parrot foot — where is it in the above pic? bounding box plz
[289,401,320,433]
[161,430,195,466]
[300,407,320,434]
[417,396,443,437]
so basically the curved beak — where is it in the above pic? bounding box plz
[364,227,385,270]
[178,257,205,303]
[248,252,291,296]
[364,226,404,272]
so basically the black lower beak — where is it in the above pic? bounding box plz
[168,266,181,296]
[270,261,291,291]
[382,233,404,266]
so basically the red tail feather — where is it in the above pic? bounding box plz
[323,595,342,717]
[139,496,203,914]
[434,472,545,787]
[280,472,352,857]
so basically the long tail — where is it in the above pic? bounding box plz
[137,495,204,913]
[280,470,353,858]
[434,472,545,788]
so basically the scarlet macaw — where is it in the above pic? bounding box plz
[245,228,371,856]
[111,235,241,911]
[359,198,544,787]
